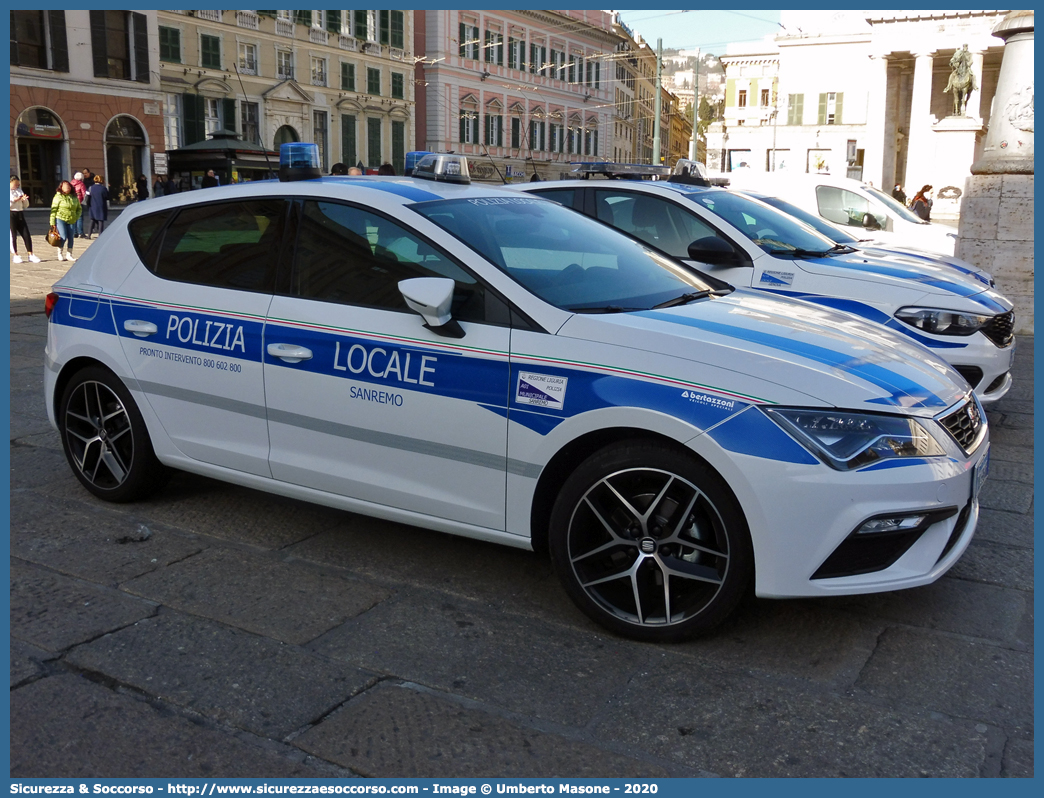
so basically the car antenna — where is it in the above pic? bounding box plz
[233,63,275,178]
[480,143,508,185]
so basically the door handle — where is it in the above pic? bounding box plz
[124,320,158,337]
[267,343,313,364]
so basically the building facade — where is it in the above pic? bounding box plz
[707,10,1011,219]
[11,10,165,205]
[156,10,415,183]
[415,10,620,183]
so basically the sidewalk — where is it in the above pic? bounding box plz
[10,230,96,315]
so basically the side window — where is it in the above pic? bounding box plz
[593,190,719,259]
[816,185,877,228]
[127,210,173,268]
[526,188,576,209]
[151,200,285,292]
[292,200,502,324]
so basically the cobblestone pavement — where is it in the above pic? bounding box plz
[8,243,1034,778]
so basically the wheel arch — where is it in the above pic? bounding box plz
[51,356,119,420]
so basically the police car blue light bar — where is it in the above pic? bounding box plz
[412,153,471,184]
[571,162,671,180]
[278,142,322,182]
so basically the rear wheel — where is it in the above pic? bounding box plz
[58,366,170,502]
[549,441,753,642]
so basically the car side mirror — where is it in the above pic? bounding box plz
[687,236,740,266]
[399,277,464,338]
[861,212,881,230]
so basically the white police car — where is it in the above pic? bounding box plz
[517,172,1015,404]
[44,147,989,642]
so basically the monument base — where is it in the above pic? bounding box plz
[956,173,1034,334]
[930,116,984,221]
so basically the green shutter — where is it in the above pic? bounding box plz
[392,120,405,175]
[379,10,390,45]
[133,12,149,83]
[391,73,404,99]
[222,98,236,133]
[834,92,843,124]
[182,93,205,145]
[89,11,108,77]
[367,117,381,168]
[725,79,735,110]
[818,93,827,125]
[341,62,355,91]
[511,117,520,149]
[459,22,466,58]
[201,35,221,69]
[367,67,380,95]
[355,10,368,40]
[48,11,69,72]
[460,114,467,144]
[391,11,404,49]
[326,11,340,33]
[341,114,357,166]
[294,11,311,27]
[485,30,492,63]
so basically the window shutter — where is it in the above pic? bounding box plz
[326,11,340,33]
[182,93,205,145]
[595,62,600,89]
[459,22,466,57]
[355,11,368,40]
[391,12,404,49]
[530,43,537,73]
[392,120,405,175]
[460,114,466,143]
[367,117,381,167]
[294,11,311,27]
[485,30,492,63]
[342,114,357,166]
[133,12,149,83]
[834,92,844,124]
[379,10,390,45]
[47,11,70,72]
[511,117,520,149]
[89,11,108,77]
[484,113,491,146]
[817,93,827,125]
[222,98,236,132]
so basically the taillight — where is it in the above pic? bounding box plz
[44,292,59,318]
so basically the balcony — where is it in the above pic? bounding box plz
[236,12,259,30]
[361,41,381,56]
[195,10,221,23]
[389,47,405,61]
[338,35,358,52]
[309,28,329,45]
[275,19,295,38]
[277,66,295,81]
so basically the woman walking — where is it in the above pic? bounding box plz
[49,180,82,262]
[86,175,110,239]
[70,171,87,238]
[909,185,933,221]
[10,176,40,263]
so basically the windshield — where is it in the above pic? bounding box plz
[747,194,862,244]
[865,185,928,224]
[413,196,716,312]
[678,188,839,256]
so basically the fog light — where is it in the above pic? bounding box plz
[856,515,927,535]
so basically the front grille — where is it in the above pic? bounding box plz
[939,397,985,453]
[982,311,1014,346]
[953,365,983,390]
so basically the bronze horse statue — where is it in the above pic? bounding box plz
[945,49,978,117]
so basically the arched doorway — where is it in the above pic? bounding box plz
[105,115,147,204]
[15,107,65,206]
[273,125,299,148]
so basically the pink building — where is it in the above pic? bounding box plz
[415,10,619,182]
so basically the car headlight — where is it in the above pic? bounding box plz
[763,408,946,471]
[895,307,991,336]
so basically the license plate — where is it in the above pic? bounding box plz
[972,445,990,500]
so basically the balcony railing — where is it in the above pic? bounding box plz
[338,35,358,52]
[361,41,381,56]
[236,11,259,30]
[389,47,405,61]
[275,18,295,38]
[277,66,295,81]
[309,28,329,45]
[195,10,221,23]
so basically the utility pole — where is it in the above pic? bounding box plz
[771,76,779,170]
[652,38,662,164]
[690,48,700,160]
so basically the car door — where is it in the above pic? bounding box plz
[263,198,512,530]
[113,198,286,476]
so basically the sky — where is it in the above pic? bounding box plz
[615,9,783,56]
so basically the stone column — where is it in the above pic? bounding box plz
[903,50,935,193]
[958,11,1034,335]
[862,52,890,187]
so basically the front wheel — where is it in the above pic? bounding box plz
[549,441,753,642]
[58,366,170,502]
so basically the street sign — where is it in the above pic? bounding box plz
[153,153,168,175]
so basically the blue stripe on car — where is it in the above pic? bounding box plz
[705,407,819,465]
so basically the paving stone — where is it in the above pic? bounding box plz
[10,410,54,440]
[10,559,157,653]
[286,521,571,621]
[670,597,883,688]
[1002,737,1035,777]
[985,460,1033,484]
[10,492,203,586]
[855,627,1033,737]
[67,613,378,739]
[833,577,1026,644]
[994,411,1033,429]
[11,674,336,778]
[123,546,392,645]
[11,369,49,418]
[987,426,1037,447]
[295,683,669,778]
[10,442,69,489]
[947,540,1034,592]
[977,479,1034,513]
[1014,601,1033,651]
[592,658,988,777]
[986,443,1033,465]
[11,638,56,688]
[975,508,1035,548]
[309,589,652,727]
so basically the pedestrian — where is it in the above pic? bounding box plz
[377,163,396,176]
[892,184,907,205]
[136,174,149,201]
[164,175,179,195]
[49,179,82,262]
[153,174,166,197]
[909,184,933,221]
[70,171,87,238]
[347,166,363,176]
[201,169,220,188]
[87,174,109,239]
[330,162,348,175]
[10,176,41,263]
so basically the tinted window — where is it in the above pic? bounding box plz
[127,210,173,267]
[292,200,499,324]
[152,200,285,292]
[527,188,577,209]
[594,190,722,260]
[751,194,860,244]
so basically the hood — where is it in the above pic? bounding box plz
[557,291,967,415]
[892,221,957,256]
[791,249,1012,314]
[860,241,994,286]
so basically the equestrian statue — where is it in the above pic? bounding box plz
[945,44,978,117]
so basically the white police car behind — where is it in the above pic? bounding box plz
[517,175,1015,403]
[44,148,989,642]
